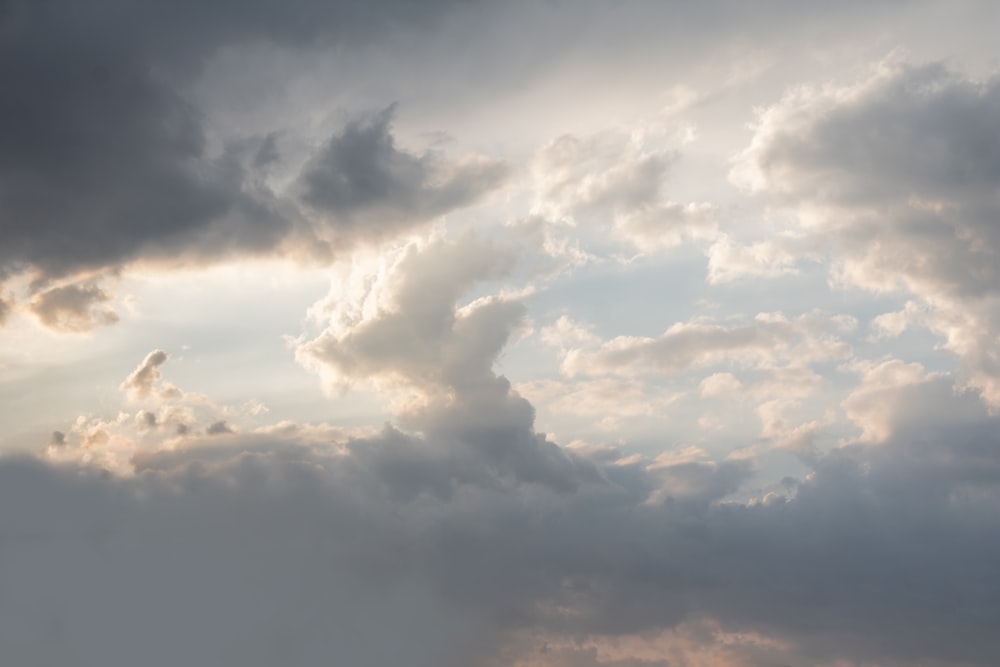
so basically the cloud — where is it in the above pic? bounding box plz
[733,59,1000,406]
[296,234,591,492]
[532,127,716,252]
[554,312,855,378]
[0,18,272,280]
[539,312,850,446]
[516,377,683,433]
[841,358,951,443]
[7,347,1000,666]
[298,107,508,244]
[0,0,506,326]
[120,350,172,401]
[0,294,11,325]
[699,372,743,397]
[298,234,523,395]
[8,231,1000,665]
[27,281,120,332]
[706,235,811,284]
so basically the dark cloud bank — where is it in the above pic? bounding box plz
[0,0,505,328]
[4,364,1000,667]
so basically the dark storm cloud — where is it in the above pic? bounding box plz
[0,0,500,291]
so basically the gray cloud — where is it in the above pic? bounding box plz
[6,5,1000,666]
[206,420,234,435]
[0,9,269,279]
[4,368,1000,666]
[299,107,508,244]
[0,0,504,322]
[299,235,520,391]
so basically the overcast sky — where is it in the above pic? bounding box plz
[2,1,1000,665]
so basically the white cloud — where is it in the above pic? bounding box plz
[557,311,855,378]
[531,125,717,253]
[706,235,811,284]
[296,234,525,401]
[699,372,742,397]
[734,59,1000,407]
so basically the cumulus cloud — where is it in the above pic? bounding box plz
[532,127,717,252]
[298,234,523,395]
[0,10,277,280]
[841,358,950,443]
[538,312,851,446]
[120,350,172,401]
[733,59,1000,406]
[706,235,813,284]
[27,281,120,332]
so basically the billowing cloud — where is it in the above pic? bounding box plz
[733,59,1000,406]
[298,234,524,396]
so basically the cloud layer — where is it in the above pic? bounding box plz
[8,236,1000,666]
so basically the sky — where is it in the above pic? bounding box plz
[2,1,1000,665]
